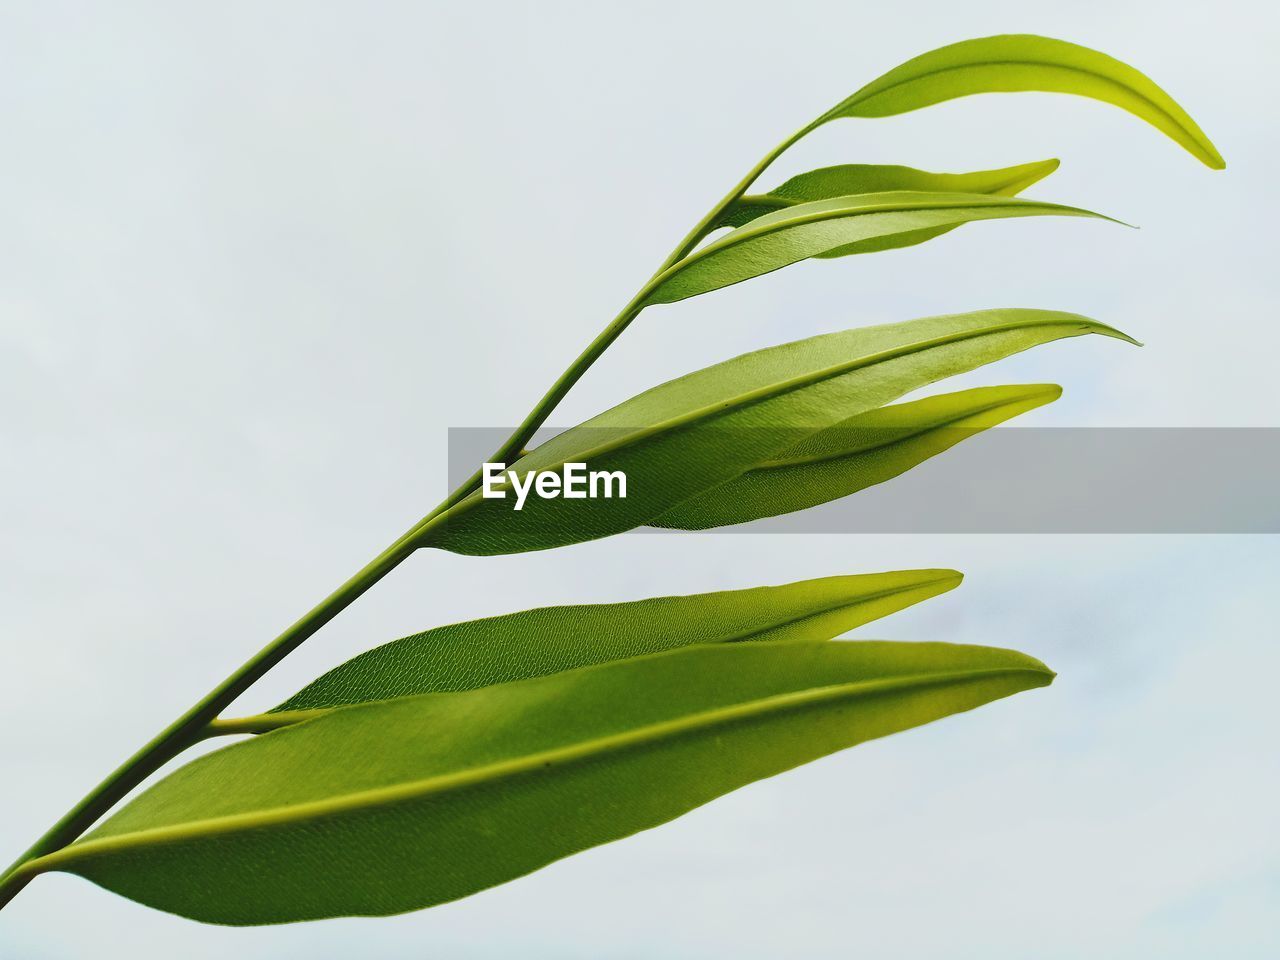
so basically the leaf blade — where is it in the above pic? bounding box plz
[644,191,1110,306]
[653,383,1061,530]
[273,569,961,709]
[46,641,1053,924]
[818,34,1223,168]
[718,158,1060,231]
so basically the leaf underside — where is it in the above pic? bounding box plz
[274,569,962,709]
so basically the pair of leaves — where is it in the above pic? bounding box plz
[60,643,1049,925]
[683,32,1222,276]
[718,159,1062,231]
[424,308,1133,555]
[712,158,1062,257]
[41,567,1049,923]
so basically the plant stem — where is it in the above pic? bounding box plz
[0,517,434,909]
[0,122,811,913]
[452,128,809,503]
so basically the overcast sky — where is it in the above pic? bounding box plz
[1,2,1276,957]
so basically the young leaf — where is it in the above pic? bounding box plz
[422,309,1133,556]
[653,383,1061,530]
[717,158,1060,230]
[271,570,961,710]
[38,641,1053,924]
[812,35,1224,169]
[643,192,1110,305]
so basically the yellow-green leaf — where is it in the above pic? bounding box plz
[815,34,1223,168]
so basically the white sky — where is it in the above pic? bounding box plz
[1,1,1276,956]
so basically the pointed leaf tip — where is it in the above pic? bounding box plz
[1040,314,1140,347]
[1092,323,1142,347]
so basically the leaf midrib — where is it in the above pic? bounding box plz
[33,666,1046,873]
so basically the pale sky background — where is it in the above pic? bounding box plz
[1,1,1276,957]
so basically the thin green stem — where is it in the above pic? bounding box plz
[662,129,807,267]
[0,514,442,910]
[450,127,809,505]
[0,119,814,914]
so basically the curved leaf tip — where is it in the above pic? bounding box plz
[823,34,1225,170]
[1034,312,1140,347]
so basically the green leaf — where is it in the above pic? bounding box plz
[718,158,1060,231]
[643,191,1110,305]
[814,34,1224,169]
[422,309,1133,556]
[42,640,1053,924]
[653,383,1060,530]
[272,569,961,710]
